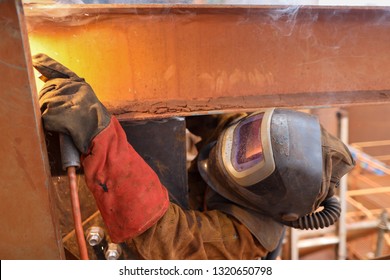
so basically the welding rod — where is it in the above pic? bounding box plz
[59,133,89,260]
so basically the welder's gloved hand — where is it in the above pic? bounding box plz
[32,53,111,154]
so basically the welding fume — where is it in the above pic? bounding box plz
[32,53,355,260]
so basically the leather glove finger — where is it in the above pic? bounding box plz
[32,53,83,82]
[38,78,77,114]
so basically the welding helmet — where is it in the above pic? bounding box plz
[198,108,355,250]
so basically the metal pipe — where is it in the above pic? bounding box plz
[290,228,299,260]
[375,210,389,258]
[337,110,349,260]
[296,219,381,239]
[298,236,340,249]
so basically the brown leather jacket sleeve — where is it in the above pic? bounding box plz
[126,203,268,260]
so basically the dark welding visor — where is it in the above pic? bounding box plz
[221,109,275,187]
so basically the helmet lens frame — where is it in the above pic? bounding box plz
[221,108,276,187]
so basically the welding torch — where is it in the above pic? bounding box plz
[59,134,89,260]
[33,62,89,260]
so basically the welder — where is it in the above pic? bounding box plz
[32,53,355,260]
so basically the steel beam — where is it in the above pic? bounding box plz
[24,4,390,119]
[0,0,64,259]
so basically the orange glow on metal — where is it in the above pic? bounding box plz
[25,5,390,119]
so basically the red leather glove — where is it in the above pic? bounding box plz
[82,117,169,242]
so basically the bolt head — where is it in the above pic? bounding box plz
[86,227,104,246]
[105,243,122,260]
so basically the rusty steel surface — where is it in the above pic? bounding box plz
[24,4,390,120]
[0,0,64,259]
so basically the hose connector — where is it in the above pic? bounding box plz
[59,133,80,170]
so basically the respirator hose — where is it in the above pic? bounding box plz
[286,197,341,230]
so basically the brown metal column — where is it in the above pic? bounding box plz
[0,0,64,259]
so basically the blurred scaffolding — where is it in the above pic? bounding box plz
[288,137,390,260]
